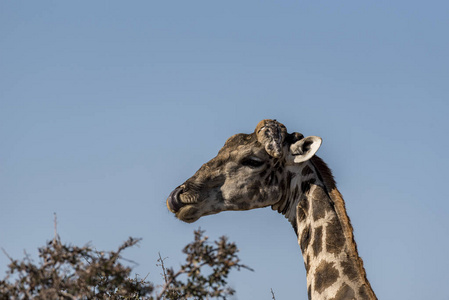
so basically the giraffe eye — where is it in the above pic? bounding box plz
[241,157,264,168]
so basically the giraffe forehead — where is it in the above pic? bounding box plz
[220,133,259,154]
[224,132,256,146]
[216,133,267,160]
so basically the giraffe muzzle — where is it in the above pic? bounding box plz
[167,187,184,213]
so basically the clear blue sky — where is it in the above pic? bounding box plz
[1,1,448,299]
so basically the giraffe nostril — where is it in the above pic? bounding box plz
[167,187,184,213]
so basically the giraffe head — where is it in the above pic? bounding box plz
[167,119,322,223]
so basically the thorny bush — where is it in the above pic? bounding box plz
[0,229,252,300]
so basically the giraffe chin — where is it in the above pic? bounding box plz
[176,205,202,223]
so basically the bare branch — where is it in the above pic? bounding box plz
[156,268,185,300]
[271,288,277,300]
[1,247,13,263]
[53,212,59,244]
[157,252,169,284]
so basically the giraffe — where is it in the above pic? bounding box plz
[166,119,377,300]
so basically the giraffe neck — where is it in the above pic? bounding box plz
[272,157,377,300]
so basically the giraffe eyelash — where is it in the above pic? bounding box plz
[241,157,264,168]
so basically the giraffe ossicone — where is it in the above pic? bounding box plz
[167,119,377,300]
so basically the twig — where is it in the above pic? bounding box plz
[157,252,169,284]
[1,247,13,262]
[53,212,59,244]
[117,256,139,266]
[271,288,276,300]
[156,268,184,300]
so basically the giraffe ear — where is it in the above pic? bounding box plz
[290,136,322,163]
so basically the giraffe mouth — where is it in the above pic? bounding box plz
[167,187,184,213]
[167,187,204,223]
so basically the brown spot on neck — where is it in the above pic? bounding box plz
[325,216,346,254]
[314,261,339,294]
[341,256,359,281]
[301,178,315,194]
[332,283,355,300]
[310,185,330,222]
[312,225,323,257]
[297,196,309,222]
[300,225,311,253]
[302,164,314,176]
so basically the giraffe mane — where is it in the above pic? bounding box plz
[311,155,376,297]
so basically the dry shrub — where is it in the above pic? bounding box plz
[0,228,251,300]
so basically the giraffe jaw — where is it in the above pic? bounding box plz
[175,205,202,223]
